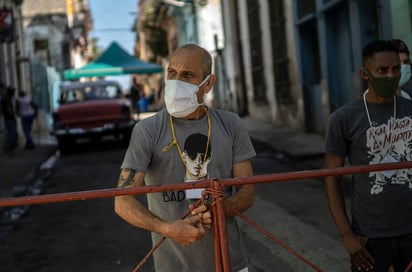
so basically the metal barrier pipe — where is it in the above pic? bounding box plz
[0,161,412,207]
[225,202,322,271]
[0,161,412,208]
[405,261,412,272]
[212,180,231,271]
[133,198,205,271]
[1,161,411,271]
[212,187,223,272]
[220,161,412,187]
[0,179,213,207]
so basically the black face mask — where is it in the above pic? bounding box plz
[364,68,400,98]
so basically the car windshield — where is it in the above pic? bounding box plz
[60,84,121,104]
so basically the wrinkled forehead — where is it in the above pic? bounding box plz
[168,48,205,73]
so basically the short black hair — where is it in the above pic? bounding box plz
[389,39,410,55]
[184,133,211,160]
[362,40,398,64]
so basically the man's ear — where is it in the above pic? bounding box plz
[182,151,188,164]
[360,67,369,80]
[204,75,216,94]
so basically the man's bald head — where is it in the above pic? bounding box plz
[172,44,212,77]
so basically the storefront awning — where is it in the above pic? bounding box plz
[64,42,163,80]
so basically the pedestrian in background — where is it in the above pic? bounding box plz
[390,39,412,99]
[1,85,18,151]
[129,82,141,115]
[138,88,148,112]
[115,44,255,272]
[0,82,5,102]
[16,90,37,150]
[324,40,412,272]
[0,82,6,133]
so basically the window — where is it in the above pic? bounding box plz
[246,0,267,103]
[297,0,316,18]
[269,1,292,104]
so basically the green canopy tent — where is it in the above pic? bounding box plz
[64,42,163,80]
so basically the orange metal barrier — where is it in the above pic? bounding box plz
[406,261,412,272]
[1,161,411,207]
[1,161,412,271]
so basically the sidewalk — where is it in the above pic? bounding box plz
[0,130,58,199]
[242,116,325,162]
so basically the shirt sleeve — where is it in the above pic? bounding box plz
[324,110,348,158]
[120,121,153,172]
[232,114,256,163]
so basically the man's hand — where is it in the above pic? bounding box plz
[190,203,212,229]
[343,233,374,271]
[164,216,206,246]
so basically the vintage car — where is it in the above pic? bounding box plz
[52,80,135,154]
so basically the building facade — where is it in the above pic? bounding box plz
[219,0,412,132]
[0,0,92,132]
[138,0,411,133]
[0,0,27,93]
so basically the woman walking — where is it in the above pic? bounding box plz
[16,90,37,150]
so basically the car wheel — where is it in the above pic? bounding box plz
[57,136,75,155]
[89,135,101,144]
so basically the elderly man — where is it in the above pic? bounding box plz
[115,44,255,272]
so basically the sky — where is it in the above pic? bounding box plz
[87,0,138,89]
[88,0,138,54]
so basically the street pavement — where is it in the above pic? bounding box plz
[0,113,334,271]
[0,129,58,200]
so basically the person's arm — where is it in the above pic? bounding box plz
[223,160,254,217]
[325,153,374,270]
[325,154,352,237]
[30,100,38,118]
[114,168,206,246]
[14,100,20,117]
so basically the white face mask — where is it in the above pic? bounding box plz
[399,64,411,87]
[164,75,211,118]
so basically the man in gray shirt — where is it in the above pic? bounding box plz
[115,44,255,272]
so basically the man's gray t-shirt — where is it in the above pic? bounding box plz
[121,107,256,271]
[325,94,412,238]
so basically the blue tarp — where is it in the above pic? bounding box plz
[64,42,163,80]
